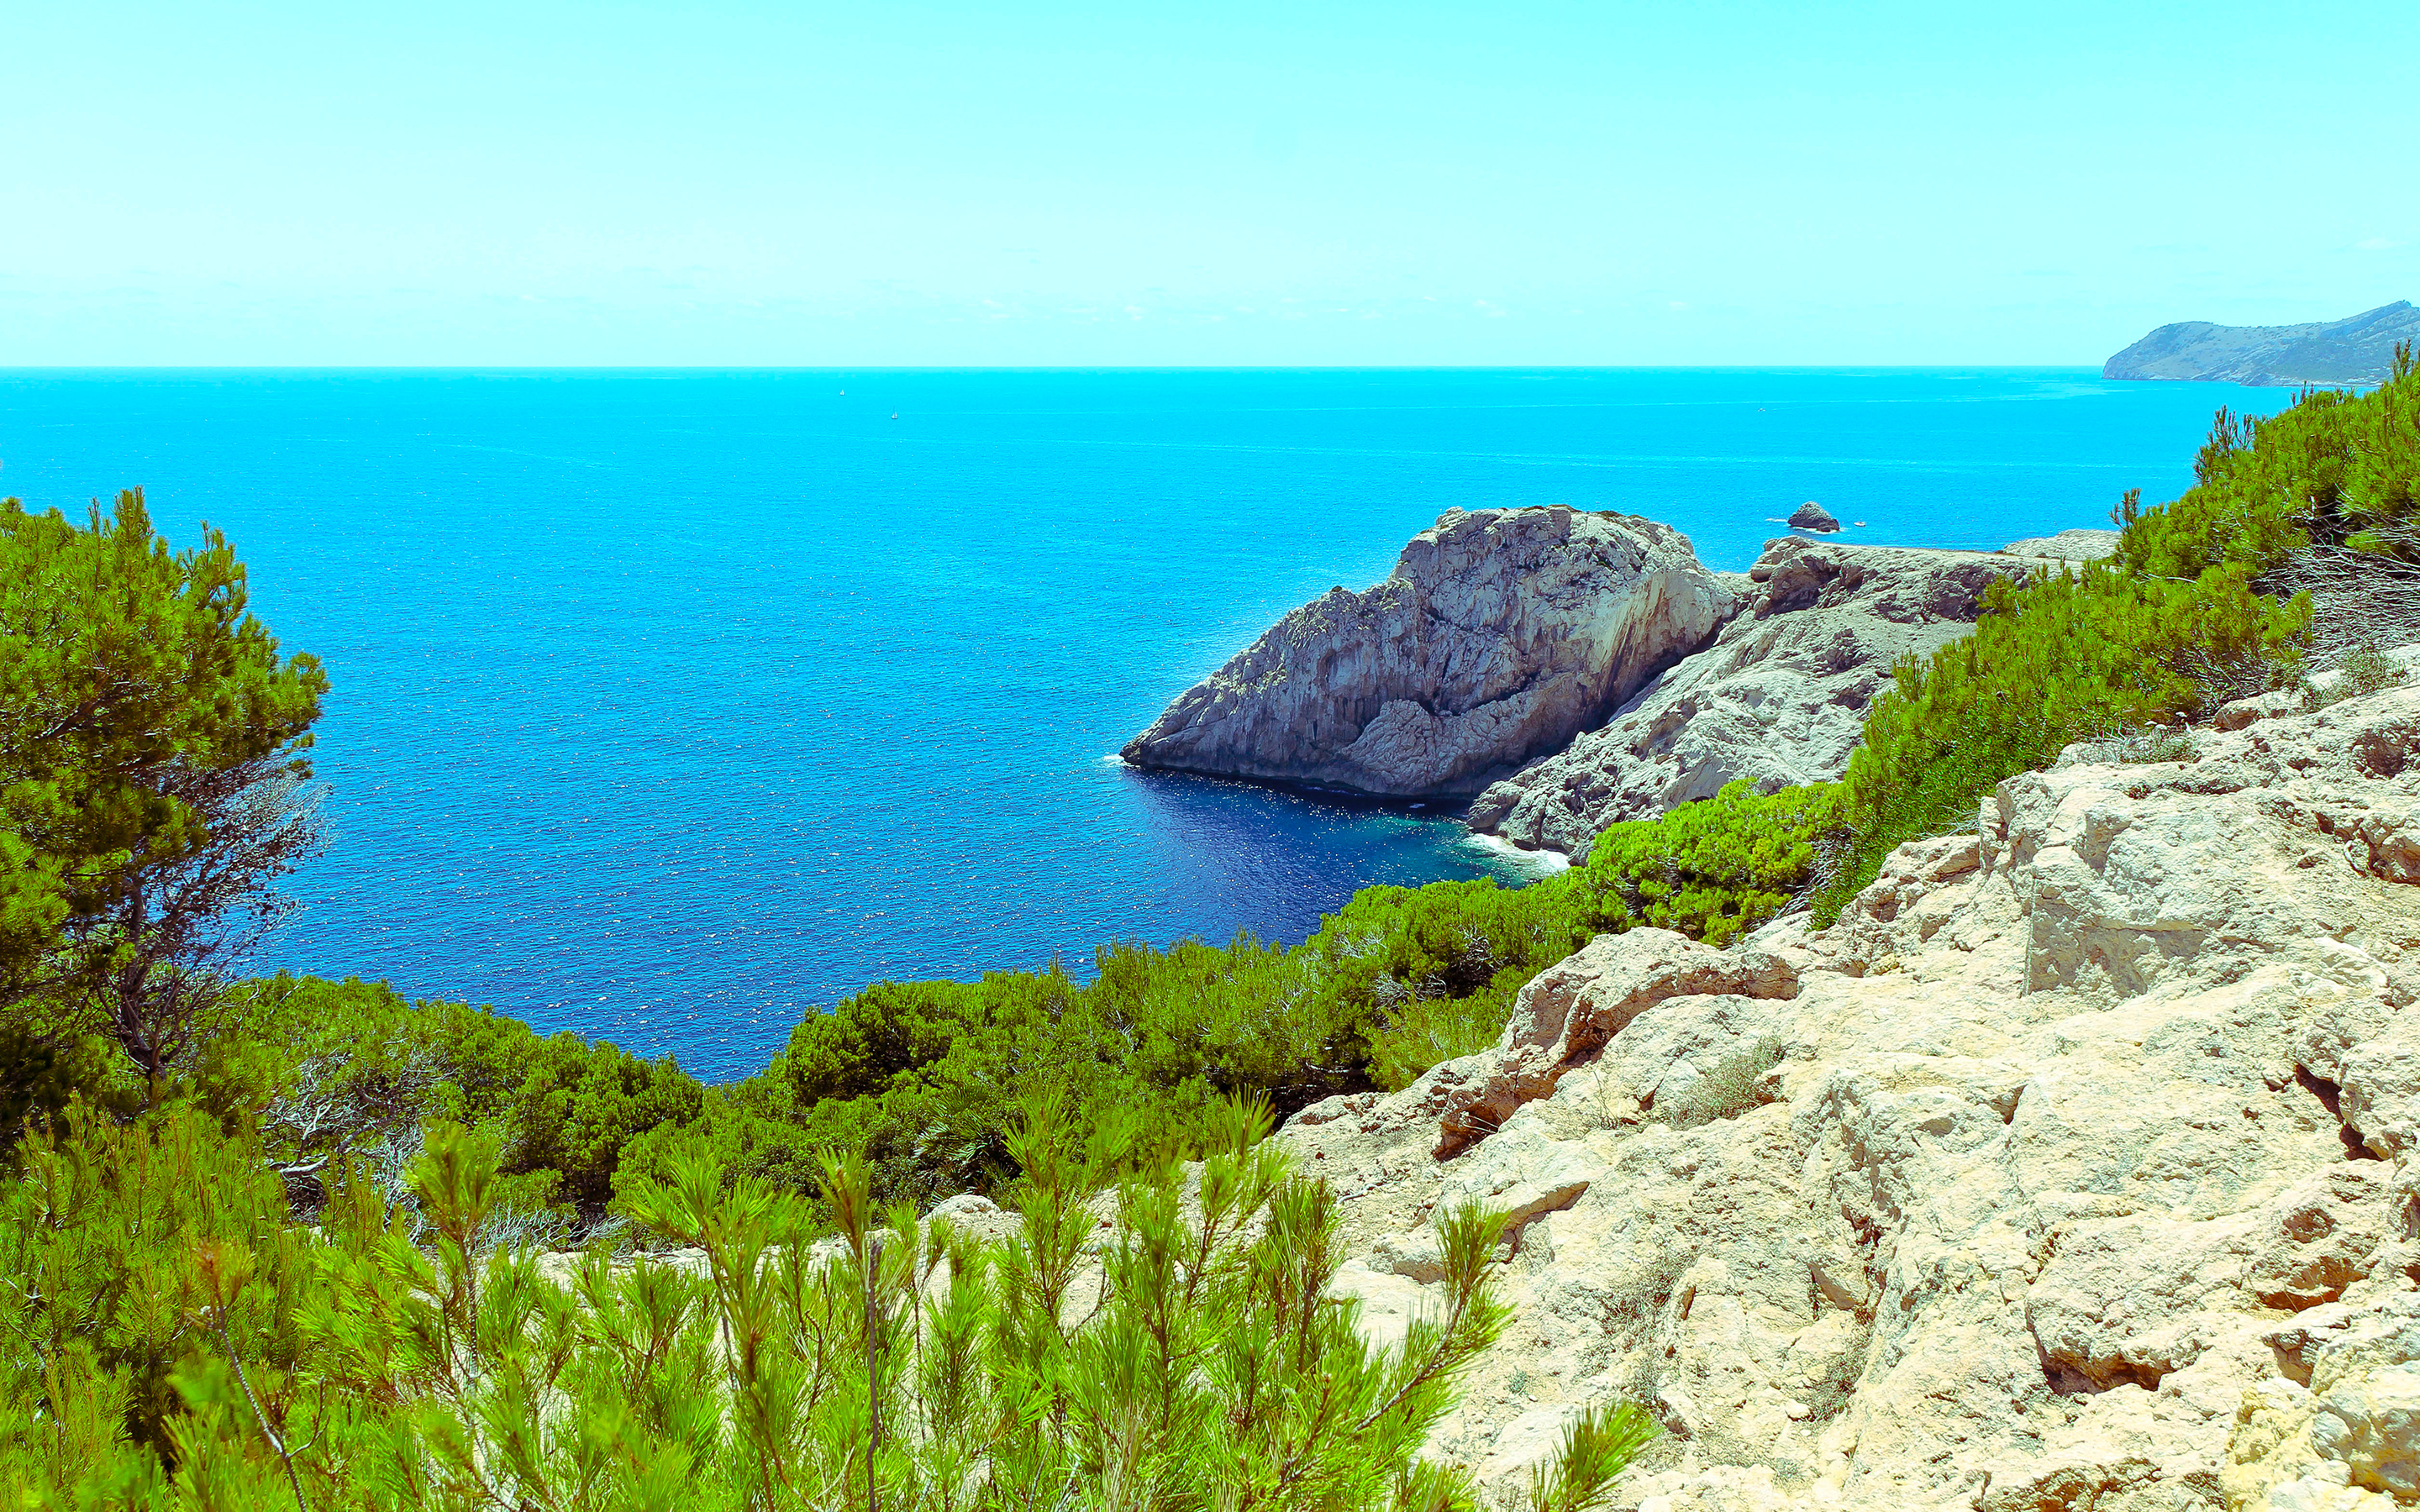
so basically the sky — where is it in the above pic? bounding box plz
[3,0,2417,367]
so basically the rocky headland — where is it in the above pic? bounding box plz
[1120,506,1733,796]
[2104,302,2420,387]
[1128,506,2124,858]
[1289,679,2420,1509]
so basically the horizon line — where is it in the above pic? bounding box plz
[0,361,2133,374]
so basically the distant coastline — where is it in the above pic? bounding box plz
[2104,300,2418,386]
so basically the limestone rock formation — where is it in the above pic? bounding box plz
[2003,527,2122,562]
[2105,302,2420,386]
[1787,501,1841,533]
[1282,678,2420,1509]
[1466,538,2027,854]
[1121,507,1733,797]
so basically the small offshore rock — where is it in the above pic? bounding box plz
[1787,501,1841,533]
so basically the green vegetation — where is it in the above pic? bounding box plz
[7,361,2408,1501]
[1,488,325,1079]
[2113,351,2420,581]
[1578,781,1845,948]
[1815,559,2304,917]
[1810,354,2420,916]
[2307,643,2409,711]
[1646,1035,1786,1129]
[6,1084,1655,1509]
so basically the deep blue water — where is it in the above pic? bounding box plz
[0,368,2298,1079]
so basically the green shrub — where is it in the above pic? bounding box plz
[1580,780,1845,947]
[2307,643,2408,711]
[186,974,711,1220]
[2117,348,2420,580]
[0,1095,1658,1509]
[1648,1035,1785,1128]
[2118,726,2200,764]
[1815,560,2307,921]
[1804,365,2420,915]
[1365,966,1529,1090]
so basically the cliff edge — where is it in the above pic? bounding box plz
[2105,302,2420,386]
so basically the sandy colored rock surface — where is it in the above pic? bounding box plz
[1281,680,2420,1509]
[1467,538,2028,853]
[2002,528,2123,561]
[1121,506,1732,797]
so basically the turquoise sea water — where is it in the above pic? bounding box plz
[0,368,2296,1079]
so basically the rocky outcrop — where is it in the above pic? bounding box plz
[1285,678,2420,1509]
[1466,538,2028,853]
[2105,302,2420,387]
[1788,502,1841,533]
[1121,507,1733,797]
[2003,528,2122,562]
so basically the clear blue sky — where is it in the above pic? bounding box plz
[5,0,2415,366]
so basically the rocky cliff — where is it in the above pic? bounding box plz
[1465,538,2039,855]
[2104,302,2420,387]
[1286,678,2420,1509]
[1121,507,1732,796]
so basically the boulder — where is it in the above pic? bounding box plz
[1786,501,1841,533]
[1120,507,1733,797]
[1467,538,2028,853]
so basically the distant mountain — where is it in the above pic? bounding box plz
[2103,301,2420,386]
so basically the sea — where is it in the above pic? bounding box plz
[0,368,2301,1080]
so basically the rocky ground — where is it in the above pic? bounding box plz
[1284,677,2420,1510]
[1465,537,2039,853]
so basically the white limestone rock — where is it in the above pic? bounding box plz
[2002,528,2122,561]
[1468,538,2030,854]
[1269,682,2420,1509]
[1121,506,1733,797]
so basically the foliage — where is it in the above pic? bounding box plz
[1523,1402,1663,1512]
[161,974,712,1222]
[0,489,326,1077]
[1364,975,1525,1092]
[0,1092,1655,1509]
[1802,364,2420,915]
[2114,344,2420,580]
[1579,782,1844,948]
[0,1102,308,1478]
[739,877,1597,1204]
[1814,557,2307,921]
[1646,1035,1784,1129]
[2307,643,2409,711]
[2116,726,2200,765]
